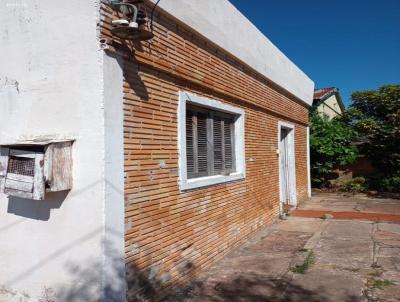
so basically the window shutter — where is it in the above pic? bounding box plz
[186,105,236,180]
[197,112,208,176]
[186,111,195,178]
[213,117,223,173]
[224,119,235,172]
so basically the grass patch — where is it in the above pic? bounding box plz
[320,213,333,220]
[345,267,360,272]
[372,279,395,289]
[290,251,315,274]
[368,269,383,277]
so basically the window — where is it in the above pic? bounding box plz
[178,92,245,190]
[186,105,236,179]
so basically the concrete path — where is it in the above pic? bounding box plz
[293,192,400,223]
[164,194,400,302]
[298,192,400,215]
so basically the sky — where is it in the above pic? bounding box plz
[229,0,400,106]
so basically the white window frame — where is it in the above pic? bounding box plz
[178,91,245,191]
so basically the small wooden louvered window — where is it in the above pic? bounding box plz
[186,105,236,179]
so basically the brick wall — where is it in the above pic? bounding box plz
[101,3,309,300]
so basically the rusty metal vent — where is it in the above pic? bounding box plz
[7,156,35,177]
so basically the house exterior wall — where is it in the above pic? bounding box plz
[0,1,125,301]
[101,2,311,299]
[316,94,343,120]
[0,0,312,300]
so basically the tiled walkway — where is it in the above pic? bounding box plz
[293,192,400,222]
[292,209,400,222]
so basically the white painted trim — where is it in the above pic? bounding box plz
[278,121,297,206]
[178,91,245,191]
[102,54,126,301]
[306,126,311,197]
[151,0,314,105]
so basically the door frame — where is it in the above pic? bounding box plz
[278,121,297,206]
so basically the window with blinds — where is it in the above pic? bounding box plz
[186,104,236,179]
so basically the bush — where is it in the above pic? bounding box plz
[310,113,359,187]
[368,175,400,193]
[379,176,400,193]
[340,177,368,192]
[346,85,400,177]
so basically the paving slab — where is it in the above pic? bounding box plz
[283,268,365,302]
[272,217,323,233]
[211,254,293,277]
[300,192,400,215]
[377,257,400,272]
[378,222,400,234]
[375,223,400,248]
[322,220,373,240]
[187,273,290,302]
[293,209,400,222]
[314,237,373,270]
[378,246,400,257]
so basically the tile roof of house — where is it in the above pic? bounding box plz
[313,87,345,112]
[313,87,338,100]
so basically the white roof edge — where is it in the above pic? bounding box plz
[150,0,314,106]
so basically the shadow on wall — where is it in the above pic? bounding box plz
[105,47,149,102]
[0,235,125,302]
[56,239,126,302]
[56,238,203,301]
[7,191,69,221]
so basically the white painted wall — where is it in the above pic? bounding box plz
[0,1,125,301]
[316,94,343,120]
[307,126,311,198]
[150,0,315,105]
[102,53,126,301]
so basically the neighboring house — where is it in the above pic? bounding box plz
[313,87,345,120]
[0,0,314,301]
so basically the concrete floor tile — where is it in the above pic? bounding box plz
[314,238,373,270]
[272,217,323,233]
[283,269,365,302]
[377,257,400,272]
[378,223,400,235]
[377,246,400,257]
[322,220,373,240]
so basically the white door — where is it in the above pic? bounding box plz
[279,124,297,206]
[280,128,290,204]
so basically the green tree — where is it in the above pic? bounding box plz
[310,112,359,187]
[344,85,400,176]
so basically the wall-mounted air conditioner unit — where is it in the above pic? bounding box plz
[0,141,73,200]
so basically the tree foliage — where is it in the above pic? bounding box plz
[309,112,359,186]
[343,85,400,176]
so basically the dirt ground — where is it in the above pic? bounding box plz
[164,193,400,302]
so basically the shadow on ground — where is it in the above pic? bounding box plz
[164,271,361,302]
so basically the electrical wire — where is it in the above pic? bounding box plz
[150,0,161,33]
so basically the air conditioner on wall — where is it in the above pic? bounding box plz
[0,141,73,200]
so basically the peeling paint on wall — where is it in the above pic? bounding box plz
[0,77,20,93]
